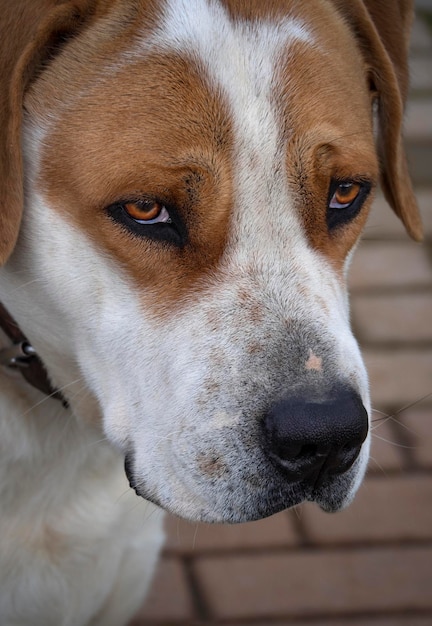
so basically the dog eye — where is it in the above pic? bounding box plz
[123,200,171,224]
[327,179,371,231]
[329,182,361,209]
[107,197,186,247]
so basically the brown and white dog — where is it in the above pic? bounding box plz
[0,0,422,624]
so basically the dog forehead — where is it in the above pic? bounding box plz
[146,0,315,67]
[138,0,317,168]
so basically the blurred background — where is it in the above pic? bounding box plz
[132,6,432,625]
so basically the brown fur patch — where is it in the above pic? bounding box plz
[197,452,228,479]
[271,1,379,270]
[27,20,235,311]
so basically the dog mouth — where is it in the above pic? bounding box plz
[123,450,360,522]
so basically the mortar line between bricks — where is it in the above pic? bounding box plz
[182,555,213,622]
[139,610,432,626]
[387,408,424,470]
[186,607,432,625]
[287,508,313,546]
[164,537,432,560]
[425,246,432,266]
[141,607,432,625]
[365,467,432,478]
[357,340,432,350]
[350,285,432,296]
[362,237,432,243]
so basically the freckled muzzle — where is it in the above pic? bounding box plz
[120,294,370,523]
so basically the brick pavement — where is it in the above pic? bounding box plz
[131,10,432,626]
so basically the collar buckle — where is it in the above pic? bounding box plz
[0,341,37,369]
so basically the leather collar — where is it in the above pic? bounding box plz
[0,302,66,405]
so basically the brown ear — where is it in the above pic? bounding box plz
[0,0,99,265]
[330,0,422,241]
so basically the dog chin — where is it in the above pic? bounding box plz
[125,465,361,523]
[308,464,363,514]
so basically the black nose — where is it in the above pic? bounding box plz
[263,387,368,487]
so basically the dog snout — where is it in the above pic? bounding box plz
[263,386,368,487]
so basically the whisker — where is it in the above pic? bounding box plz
[18,377,83,418]
[368,455,388,475]
[389,392,432,417]
[88,435,111,447]
[291,503,303,520]
[152,430,185,445]
[372,432,417,450]
[192,523,200,550]
[371,407,389,420]
[9,278,44,293]
[371,391,432,426]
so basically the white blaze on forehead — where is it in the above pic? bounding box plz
[137,0,341,311]
[143,0,314,153]
[138,0,320,260]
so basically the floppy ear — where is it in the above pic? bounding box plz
[330,0,422,241]
[0,0,98,266]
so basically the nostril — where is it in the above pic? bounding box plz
[327,440,363,475]
[298,443,317,459]
[264,386,368,484]
[272,441,317,466]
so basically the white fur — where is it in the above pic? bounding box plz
[0,1,372,623]
[0,351,164,626]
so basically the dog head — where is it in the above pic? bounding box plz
[0,0,421,522]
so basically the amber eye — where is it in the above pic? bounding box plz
[123,200,171,224]
[329,182,362,209]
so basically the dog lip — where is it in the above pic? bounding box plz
[124,452,137,491]
[124,444,359,521]
[123,464,163,508]
[124,456,356,521]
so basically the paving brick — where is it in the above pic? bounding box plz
[363,189,432,239]
[132,557,195,623]
[364,195,412,240]
[367,419,405,472]
[406,143,432,186]
[417,187,432,234]
[364,349,432,408]
[406,100,432,140]
[349,242,432,291]
[194,546,432,619]
[300,475,432,544]
[402,407,432,468]
[352,292,432,343]
[221,619,432,626]
[410,55,432,91]
[410,15,432,52]
[164,510,298,554]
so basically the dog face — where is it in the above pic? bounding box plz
[0,0,421,522]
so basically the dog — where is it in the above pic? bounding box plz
[0,0,422,624]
